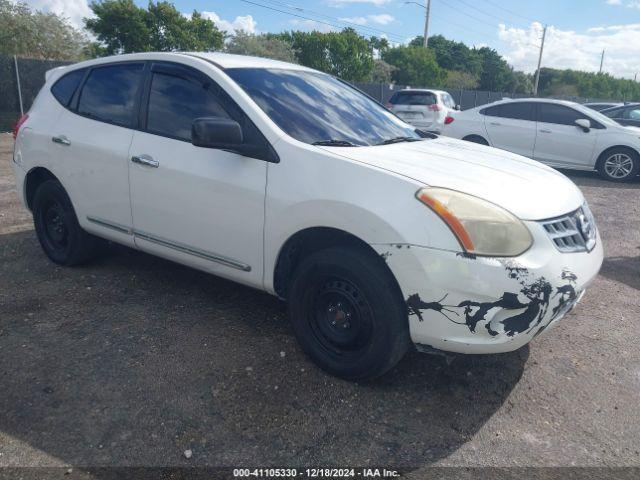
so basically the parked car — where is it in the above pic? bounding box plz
[442,98,640,182]
[385,89,458,133]
[600,103,640,128]
[12,53,603,380]
[583,102,623,112]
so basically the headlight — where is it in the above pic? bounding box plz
[416,187,533,257]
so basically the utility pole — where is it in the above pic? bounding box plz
[599,50,605,73]
[423,0,431,47]
[634,73,637,82]
[533,25,547,96]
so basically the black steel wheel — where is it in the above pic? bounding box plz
[288,246,410,380]
[32,179,102,265]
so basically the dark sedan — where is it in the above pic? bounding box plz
[601,103,640,128]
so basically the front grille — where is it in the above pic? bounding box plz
[539,204,597,253]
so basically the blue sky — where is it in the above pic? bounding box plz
[27,0,640,78]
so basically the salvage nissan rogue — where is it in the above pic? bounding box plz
[12,53,603,380]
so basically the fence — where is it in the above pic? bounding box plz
[0,53,627,131]
[0,55,72,131]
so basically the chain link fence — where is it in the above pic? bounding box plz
[0,53,624,132]
[0,55,71,131]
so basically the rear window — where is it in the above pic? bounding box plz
[77,63,144,128]
[389,91,436,106]
[51,68,86,107]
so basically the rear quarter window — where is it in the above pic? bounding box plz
[50,68,86,107]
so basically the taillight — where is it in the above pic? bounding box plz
[12,114,29,139]
[444,116,454,125]
[385,103,393,109]
[428,104,442,111]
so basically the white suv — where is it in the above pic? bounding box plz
[385,89,458,133]
[12,53,603,380]
[442,98,640,182]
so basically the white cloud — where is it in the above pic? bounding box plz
[201,11,257,35]
[605,0,622,4]
[368,14,394,25]
[628,0,640,8]
[338,16,368,25]
[22,0,93,29]
[498,21,640,79]
[337,14,395,26]
[327,0,393,7]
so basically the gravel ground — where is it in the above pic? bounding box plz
[0,133,639,477]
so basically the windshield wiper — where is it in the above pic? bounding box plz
[377,136,423,145]
[311,139,358,147]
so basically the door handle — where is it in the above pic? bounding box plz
[489,122,502,126]
[539,129,552,133]
[52,135,71,146]
[131,154,159,168]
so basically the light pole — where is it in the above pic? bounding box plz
[405,1,431,47]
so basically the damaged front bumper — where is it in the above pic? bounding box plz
[372,221,604,355]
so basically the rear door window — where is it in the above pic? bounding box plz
[77,63,144,128]
[51,68,86,107]
[481,102,534,121]
[390,91,436,106]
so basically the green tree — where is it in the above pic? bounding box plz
[428,35,483,78]
[226,31,297,62]
[370,59,395,83]
[444,70,478,90]
[476,46,516,91]
[276,28,373,81]
[85,0,224,54]
[0,0,87,60]
[382,45,445,87]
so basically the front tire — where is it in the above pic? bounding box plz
[597,148,639,182]
[287,246,411,381]
[32,179,102,265]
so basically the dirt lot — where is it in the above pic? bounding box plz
[1,132,639,476]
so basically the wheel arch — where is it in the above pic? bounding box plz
[462,134,490,145]
[272,226,404,302]
[595,144,640,169]
[24,167,59,211]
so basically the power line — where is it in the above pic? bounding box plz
[478,0,541,24]
[261,0,407,40]
[238,0,407,43]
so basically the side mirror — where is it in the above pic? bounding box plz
[191,117,243,149]
[455,104,461,111]
[575,118,591,132]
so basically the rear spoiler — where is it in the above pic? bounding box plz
[44,65,68,82]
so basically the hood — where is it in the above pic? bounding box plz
[321,136,584,220]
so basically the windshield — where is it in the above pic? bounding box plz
[226,68,420,146]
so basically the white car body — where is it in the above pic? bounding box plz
[12,53,602,372]
[442,98,640,179]
[386,89,457,133]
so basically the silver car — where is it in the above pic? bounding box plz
[385,89,459,133]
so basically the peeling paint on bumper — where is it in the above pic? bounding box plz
[372,221,604,355]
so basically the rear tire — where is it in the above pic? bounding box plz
[597,147,639,182]
[287,246,411,381]
[32,179,102,265]
[463,135,489,146]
